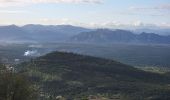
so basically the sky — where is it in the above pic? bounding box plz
[0,0,170,28]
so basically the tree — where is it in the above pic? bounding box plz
[0,64,37,100]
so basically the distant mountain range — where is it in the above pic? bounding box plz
[134,28,170,36]
[0,25,91,43]
[70,29,170,44]
[0,24,170,44]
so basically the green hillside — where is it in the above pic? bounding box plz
[18,51,170,100]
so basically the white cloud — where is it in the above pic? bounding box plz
[130,4,170,11]
[0,10,29,14]
[82,21,170,29]
[1,17,170,29]
[132,21,143,26]
[39,18,76,25]
[0,0,102,7]
[159,22,170,28]
[128,4,170,17]
[24,50,40,56]
[34,19,170,29]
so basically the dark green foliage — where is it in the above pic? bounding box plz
[18,51,170,100]
[0,65,37,100]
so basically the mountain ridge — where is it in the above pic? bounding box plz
[0,24,170,44]
[70,29,170,44]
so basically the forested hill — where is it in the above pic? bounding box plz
[18,51,170,100]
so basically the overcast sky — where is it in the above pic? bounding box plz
[0,0,170,28]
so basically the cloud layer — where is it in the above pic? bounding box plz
[0,0,102,7]
[130,4,170,11]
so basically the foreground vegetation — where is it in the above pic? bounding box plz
[16,51,170,100]
[0,43,170,100]
[0,64,37,100]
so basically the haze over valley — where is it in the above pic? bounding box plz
[0,0,170,100]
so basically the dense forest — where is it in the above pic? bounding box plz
[10,51,170,100]
[0,64,37,100]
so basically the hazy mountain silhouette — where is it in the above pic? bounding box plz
[0,25,91,43]
[70,29,170,44]
[0,25,170,44]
